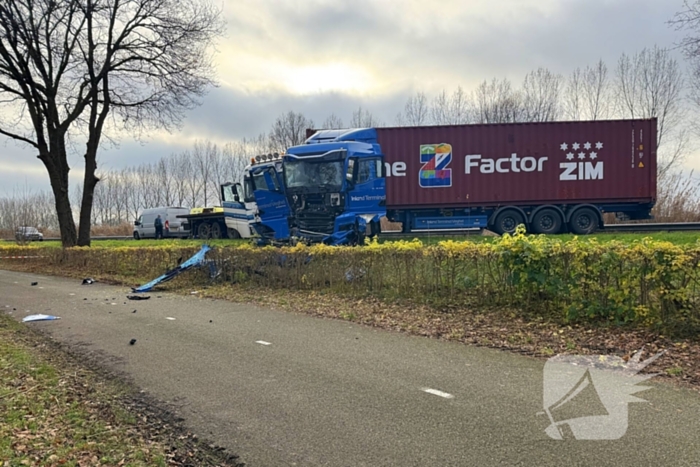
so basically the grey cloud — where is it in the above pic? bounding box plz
[184,85,409,140]
[229,0,685,86]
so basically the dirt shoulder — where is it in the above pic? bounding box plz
[0,312,243,467]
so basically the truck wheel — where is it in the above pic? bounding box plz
[133,232,140,240]
[227,228,241,239]
[493,210,526,235]
[210,222,222,239]
[569,208,599,235]
[531,209,562,235]
[197,222,211,239]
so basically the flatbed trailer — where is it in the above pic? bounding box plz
[178,184,255,239]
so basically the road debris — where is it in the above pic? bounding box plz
[23,314,60,322]
[82,278,96,285]
[132,245,211,293]
[129,339,137,345]
[30,282,38,286]
[128,295,150,301]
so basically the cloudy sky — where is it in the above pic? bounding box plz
[0,0,693,194]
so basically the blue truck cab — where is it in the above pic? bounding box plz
[257,129,386,245]
[243,154,288,242]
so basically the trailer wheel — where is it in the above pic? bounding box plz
[227,228,241,239]
[210,222,222,239]
[531,209,562,235]
[197,222,211,239]
[493,210,526,235]
[569,208,599,235]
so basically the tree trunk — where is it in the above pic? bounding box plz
[40,149,78,248]
[77,145,99,246]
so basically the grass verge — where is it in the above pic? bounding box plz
[0,312,242,466]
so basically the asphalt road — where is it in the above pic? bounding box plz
[1,270,699,466]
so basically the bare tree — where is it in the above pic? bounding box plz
[563,68,583,120]
[0,0,223,246]
[350,107,383,127]
[322,114,345,129]
[429,88,472,125]
[171,154,189,208]
[473,78,523,123]
[269,111,314,152]
[564,61,615,121]
[178,151,200,208]
[396,91,429,126]
[615,46,687,174]
[192,140,218,206]
[672,1,700,130]
[581,60,613,120]
[156,159,175,207]
[429,90,451,125]
[521,68,562,122]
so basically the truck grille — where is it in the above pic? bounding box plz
[297,213,335,234]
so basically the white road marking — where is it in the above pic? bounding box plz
[255,340,272,346]
[166,317,176,321]
[421,388,455,399]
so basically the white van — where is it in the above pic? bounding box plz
[133,207,190,240]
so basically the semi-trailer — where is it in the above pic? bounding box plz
[255,119,657,244]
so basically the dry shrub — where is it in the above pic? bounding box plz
[652,171,700,222]
[90,223,133,236]
[604,171,700,224]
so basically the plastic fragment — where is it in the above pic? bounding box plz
[23,314,60,322]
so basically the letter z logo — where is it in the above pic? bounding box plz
[419,144,452,188]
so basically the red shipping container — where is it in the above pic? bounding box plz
[375,119,657,209]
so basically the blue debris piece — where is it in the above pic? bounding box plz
[23,314,60,322]
[132,245,211,293]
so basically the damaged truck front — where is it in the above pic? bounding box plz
[256,129,386,245]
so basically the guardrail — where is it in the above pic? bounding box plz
[601,222,700,232]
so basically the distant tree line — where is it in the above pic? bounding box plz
[1,45,698,232]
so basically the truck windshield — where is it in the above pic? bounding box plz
[243,169,279,197]
[284,160,344,191]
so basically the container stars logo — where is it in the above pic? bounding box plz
[560,142,603,161]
